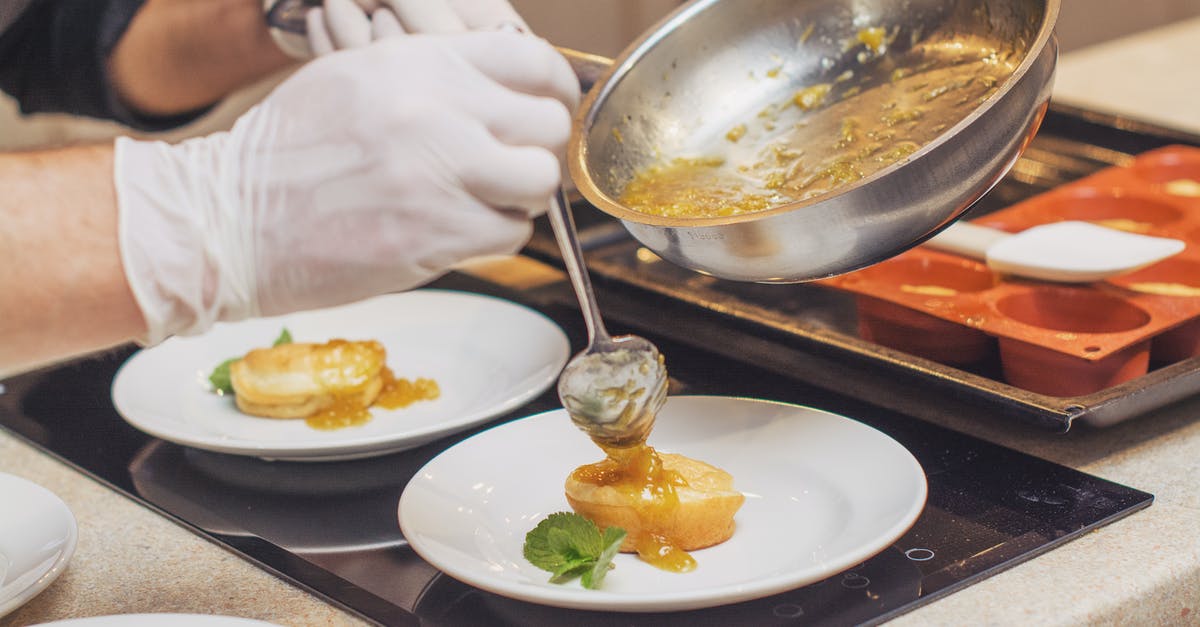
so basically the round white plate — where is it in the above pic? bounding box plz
[112,290,569,461]
[0,473,77,618]
[399,396,927,612]
[34,615,278,626]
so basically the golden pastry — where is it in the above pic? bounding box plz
[565,445,745,572]
[230,339,386,420]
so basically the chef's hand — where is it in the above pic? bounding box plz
[267,0,375,58]
[306,0,528,55]
[372,0,528,35]
[114,32,578,344]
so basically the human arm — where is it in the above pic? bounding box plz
[0,0,203,131]
[0,0,292,130]
[107,0,296,118]
[0,0,371,130]
[0,145,145,377]
[0,32,578,376]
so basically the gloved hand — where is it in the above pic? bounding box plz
[270,0,525,58]
[371,0,528,35]
[115,32,579,344]
[301,0,529,56]
[266,0,375,58]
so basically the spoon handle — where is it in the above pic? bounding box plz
[546,187,611,344]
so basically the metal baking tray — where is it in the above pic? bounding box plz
[525,103,1200,432]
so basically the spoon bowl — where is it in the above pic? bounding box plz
[547,189,670,448]
[558,334,667,448]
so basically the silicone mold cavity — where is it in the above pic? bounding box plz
[821,145,1200,397]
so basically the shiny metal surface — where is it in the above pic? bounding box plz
[546,188,668,448]
[567,0,1060,283]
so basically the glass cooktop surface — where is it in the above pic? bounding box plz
[0,269,1151,626]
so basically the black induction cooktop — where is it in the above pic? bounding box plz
[0,269,1152,627]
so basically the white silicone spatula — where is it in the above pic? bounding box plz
[925,221,1186,283]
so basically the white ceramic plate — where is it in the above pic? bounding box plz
[34,615,278,626]
[0,473,77,618]
[112,290,569,461]
[399,396,927,612]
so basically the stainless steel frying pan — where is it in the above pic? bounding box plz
[566,0,1059,282]
[270,0,1059,283]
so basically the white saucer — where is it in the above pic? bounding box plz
[0,473,77,618]
[399,396,927,612]
[112,290,569,461]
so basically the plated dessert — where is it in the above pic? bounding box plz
[112,290,569,461]
[525,350,746,584]
[215,333,438,431]
[565,449,744,570]
[398,396,927,612]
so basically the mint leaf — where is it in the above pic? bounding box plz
[583,527,626,589]
[525,512,591,571]
[523,512,625,589]
[550,559,592,582]
[548,519,601,559]
[208,357,238,394]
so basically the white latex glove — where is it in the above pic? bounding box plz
[304,0,381,56]
[266,0,375,58]
[305,0,528,55]
[376,0,527,35]
[115,32,579,344]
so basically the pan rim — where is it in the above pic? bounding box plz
[567,0,1063,229]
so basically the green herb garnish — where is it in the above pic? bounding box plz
[207,357,239,394]
[208,327,292,394]
[523,512,626,589]
[272,328,292,346]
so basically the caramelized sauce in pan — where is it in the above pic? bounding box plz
[618,30,1020,219]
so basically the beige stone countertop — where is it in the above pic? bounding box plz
[1053,15,1200,137]
[0,432,369,627]
[6,17,1200,627]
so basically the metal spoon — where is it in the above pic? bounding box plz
[546,188,668,449]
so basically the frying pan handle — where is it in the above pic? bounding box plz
[556,47,613,94]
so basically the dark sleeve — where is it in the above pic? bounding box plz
[0,0,209,132]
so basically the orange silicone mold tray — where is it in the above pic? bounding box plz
[819,145,1200,397]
